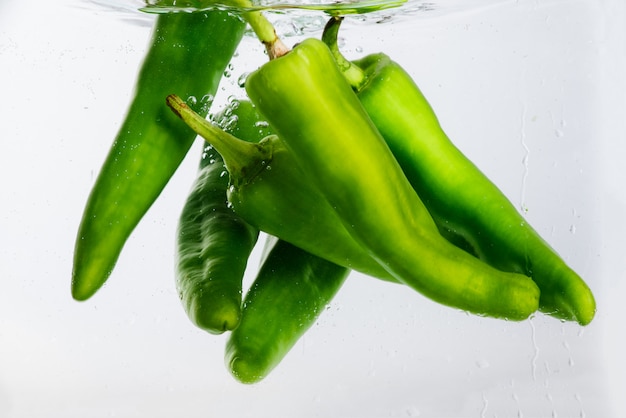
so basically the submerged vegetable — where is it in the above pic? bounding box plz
[322,16,595,325]
[226,236,349,384]
[244,38,540,320]
[166,95,396,283]
[175,146,258,334]
[175,102,278,334]
[71,12,245,300]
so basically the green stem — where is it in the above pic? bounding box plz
[229,0,289,59]
[166,94,271,185]
[244,10,289,59]
[321,16,367,90]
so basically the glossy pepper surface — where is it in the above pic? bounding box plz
[72,12,245,300]
[175,145,258,333]
[322,17,594,325]
[166,95,396,283]
[245,38,540,320]
[225,235,349,384]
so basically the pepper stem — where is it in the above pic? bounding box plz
[322,16,367,90]
[243,10,289,59]
[166,94,271,185]
[228,0,289,59]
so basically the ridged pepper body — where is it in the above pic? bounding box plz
[175,139,258,334]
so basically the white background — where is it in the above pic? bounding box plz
[1,0,625,416]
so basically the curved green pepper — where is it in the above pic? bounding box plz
[166,95,396,283]
[72,12,245,301]
[244,38,540,320]
[175,149,258,334]
[322,17,595,325]
[225,235,349,384]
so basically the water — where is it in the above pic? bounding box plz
[80,0,507,31]
[1,0,624,416]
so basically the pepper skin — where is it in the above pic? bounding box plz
[72,12,245,301]
[244,38,540,321]
[175,147,258,334]
[166,95,397,283]
[322,17,594,325]
[225,236,349,384]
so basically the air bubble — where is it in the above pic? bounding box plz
[222,115,239,131]
[223,64,234,78]
[237,72,249,88]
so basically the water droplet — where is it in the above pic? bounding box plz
[569,224,576,234]
[186,96,197,107]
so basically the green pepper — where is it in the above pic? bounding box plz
[225,235,349,384]
[244,38,540,320]
[72,12,245,301]
[175,103,265,333]
[166,95,396,284]
[322,17,595,325]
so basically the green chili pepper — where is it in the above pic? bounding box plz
[225,235,349,384]
[244,38,540,320]
[175,141,259,333]
[71,12,245,301]
[322,17,595,325]
[176,144,255,334]
[166,95,397,284]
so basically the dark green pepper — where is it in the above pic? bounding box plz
[244,38,540,320]
[225,235,349,384]
[72,12,245,300]
[322,17,595,325]
[175,102,267,333]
